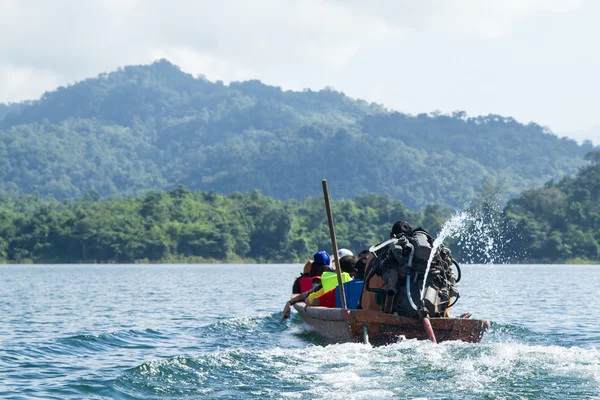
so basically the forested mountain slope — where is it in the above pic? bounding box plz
[504,152,600,262]
[0,60,594,208]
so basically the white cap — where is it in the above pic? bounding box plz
[337,248,353,258]
[329,249,354,270]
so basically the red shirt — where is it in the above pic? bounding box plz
[317,288,336,308]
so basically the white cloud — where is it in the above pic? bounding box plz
[0,64,60,102]
[149,46,255,82]
[3,0,579,101]
[0,0,597,141]
[0,0,397,101]
[327,0,581,37]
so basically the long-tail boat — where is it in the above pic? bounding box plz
[285,179,490,345]
[291,299,489,345]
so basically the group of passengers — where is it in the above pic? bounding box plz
[291,221,418,311]
[291,247,370,309]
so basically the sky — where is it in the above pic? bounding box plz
[1,0,599,142]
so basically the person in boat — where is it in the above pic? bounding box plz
[295,251,331,294]
[360,221,414,311]
[339,255,357,275]
[329,248,353,268]
[353,250,370,280]
[360,220,460,317]
[292,260,313,295]
[335,253,364,309]
[307,255,363,308]
[306,253,355,307]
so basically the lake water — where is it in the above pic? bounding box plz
[0,264,599,399]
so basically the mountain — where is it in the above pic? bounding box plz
[0,60,595,208]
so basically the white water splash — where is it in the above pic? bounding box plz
[455,200,521,264]
[120,341,600,399]
[420,203,521,298]
[421,211,471,297]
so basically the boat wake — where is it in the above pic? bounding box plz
[8,314,594,399]
[112,334,600,399]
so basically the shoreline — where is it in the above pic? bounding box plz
[1,261,598,266]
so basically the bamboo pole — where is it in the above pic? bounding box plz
[322,179,347,309]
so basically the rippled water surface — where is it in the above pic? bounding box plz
[1,264,599,399]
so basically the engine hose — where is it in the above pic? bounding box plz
[369,238,399,254]
[452,259,462,283]
[406,270,419,311]
[407,242,414,269]
[448,293,460,308]
[405,243,419,311]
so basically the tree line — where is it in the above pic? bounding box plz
[2,152,599,264]
[0,187,449,264]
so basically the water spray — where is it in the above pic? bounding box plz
[421,212,469,300]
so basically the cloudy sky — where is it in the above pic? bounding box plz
[1,0,599,141]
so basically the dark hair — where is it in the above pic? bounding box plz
[353,257,368,280]
[358,249,370,258]
[309,262,327,277]
[339,255,357,274]
[391,221,413,237]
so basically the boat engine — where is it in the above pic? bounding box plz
[368,229,460,318]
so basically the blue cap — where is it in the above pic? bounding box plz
[313,251,331,267]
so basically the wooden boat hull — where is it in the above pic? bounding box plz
[292,302,489,345]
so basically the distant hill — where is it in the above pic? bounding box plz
[0,60,594,208]
[504,152,600,263]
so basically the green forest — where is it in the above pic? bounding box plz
[1,151,599,264]
[503,152,600,263]
[0,187,448,264]
[0,60,595,209]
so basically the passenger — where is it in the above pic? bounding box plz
[330,248,353,269]
[307,254,354,307]
[360,221,413,311]
[390,220,413,239]
[339,255,357,275]
[353,250,370,280]
[298,251,330,293]
[338,248,354,258]
[358,249,371,258]
[314,257,360,309]
[331,253,365,309]
[310,250,331,278]
[292,260,313,295]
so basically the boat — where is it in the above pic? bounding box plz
[289,179,490,345]
[291,299,489,345]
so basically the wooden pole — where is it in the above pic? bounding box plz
[322,179,347,309]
